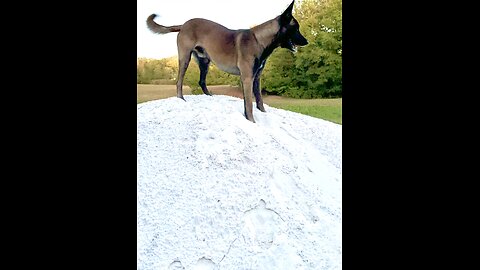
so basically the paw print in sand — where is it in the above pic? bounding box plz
[168,259,185,269]
[242,199,284,251]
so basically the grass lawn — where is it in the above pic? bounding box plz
[263,95,342,124]
[137,84,342,125]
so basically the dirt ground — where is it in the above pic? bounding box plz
[137,84,271,103]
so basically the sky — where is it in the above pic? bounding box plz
[137,94,342,269]
[137,0,296,59]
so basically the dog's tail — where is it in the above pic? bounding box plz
[146,14,182,34]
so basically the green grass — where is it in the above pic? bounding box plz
[137,84,342,125]
[263,96,342,124]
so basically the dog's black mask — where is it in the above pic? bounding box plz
[279,1,308,52]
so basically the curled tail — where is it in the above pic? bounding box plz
[146,14,182,34]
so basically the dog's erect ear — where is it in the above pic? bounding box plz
[280,0,295,25]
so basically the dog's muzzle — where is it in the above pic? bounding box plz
[288,33,308,53]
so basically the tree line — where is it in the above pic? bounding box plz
[137,0,341,98]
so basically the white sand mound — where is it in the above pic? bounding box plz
[137,95,342,269]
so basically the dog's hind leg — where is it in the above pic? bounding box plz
[192,50,212,96]
[176,49,192,101]
[176,33,194,100]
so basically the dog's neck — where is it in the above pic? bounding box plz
[251,16,281,58]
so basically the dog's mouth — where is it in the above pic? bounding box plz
[284,33,308,53]
[281,35,308,53]
[287,39,298,53]
[290,43,298,53]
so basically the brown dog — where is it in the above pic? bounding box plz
[146,0,308,123]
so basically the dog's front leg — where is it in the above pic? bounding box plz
[253,67,266,112]
[239,65,255,122]
[241,76,255,123]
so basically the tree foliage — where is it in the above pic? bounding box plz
[137,57,239,94]
[137,57,177,84]
[262,0,342,98]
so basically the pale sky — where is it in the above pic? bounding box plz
[137,0,296,59]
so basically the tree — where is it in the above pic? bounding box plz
[261,49,296,96]
[137,57,240,89]
[136,58,178,84]
[262,0,342,98]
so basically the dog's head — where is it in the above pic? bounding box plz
[278,0,308,53]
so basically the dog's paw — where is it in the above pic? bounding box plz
[257,105,266,112]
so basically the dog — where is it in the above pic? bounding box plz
[146,0,308,123]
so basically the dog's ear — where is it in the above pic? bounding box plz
[280,0,295,25]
